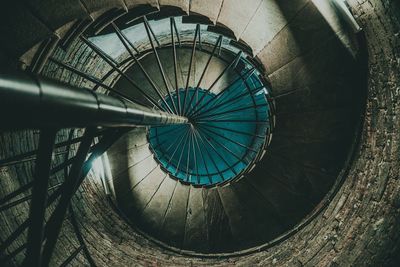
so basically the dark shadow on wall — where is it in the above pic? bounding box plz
[248,0,368,233]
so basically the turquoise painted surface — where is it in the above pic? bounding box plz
[149,58,271,186]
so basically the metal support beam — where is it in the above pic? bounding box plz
[69,206,97,267]
[187,51,242,117]
[48,57,149,107]
[193,128,224,180]
[193,85,265,119]
[24,129,57,267]
[0,129,126,260]
[143,16,174,109]
[0,183,62,212]
[185,35,223,114]
[182,24,200,115]
[80,36,170,111]
[59,246,83,267]
[111,22,176,114]
[0,130,105,168]
[41,129,127,266]
[0,243,27,265]
[0,181,33,206]
[41,128,96,267]
[171,17,181,114]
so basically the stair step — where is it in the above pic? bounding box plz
[124,0,159,10]
[203,187,234,252]
[112,156,158,196]
[216,0,262,39]
[160,181,190,248]
[79,0,126,19]
[26,0,88,31]
[217,184,261,249]
[190,0,223,24]
[257,1,337,75]
[0,2,52,58]
[241,0,309,55]
[232,178,286,240]
[109,144,153,181]
[108,127,148,154]
[183,186,208,252]
[246,166,314,226]
[119,167,167,213]
[158,0,190,14]
[138,177,177,237]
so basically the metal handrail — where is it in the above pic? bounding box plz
[0,72,187,130]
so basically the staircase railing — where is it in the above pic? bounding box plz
[0,72,187,267]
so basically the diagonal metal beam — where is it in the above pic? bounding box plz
[143,16,160,46]
[193,128,225,180]
[198,127,250,165]
[48,57,148,107]
[80,36,165,111]
[24,129,57,267]
[195,128,237,176]
[172,17,181,46]
[112,22,176,114]
[193,85,265,119]
[192,127,212,184]
[156,126,187,157]
[0,129,105,169]
[41,129,128,265]
[0,242,27,264]
[60,245,84,267]
[0,181,33,206]
[194,103,267,120]
[184,126,194,181]
[185,35,222,115]
[164,126,191,169]
[69,206,96,266]
[168,126,191,171]
[0,130,122,257]
[191,127,199,184]
[190,67,255,118]
[187,51,242,117]
[0,183,61,212]
[41,128,96,267]
[143,16,174,108]
[200,123,265,139]
[182,24,200,115]
[170,17,181,115]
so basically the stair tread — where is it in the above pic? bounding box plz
[118,167,167,212]
[183,187,209,251]
[190,0,223,24]
[203,187,235,252]
[217,184,261,249]
[139,177,178,235]
[161,181,190,247]
[232,179,286,240]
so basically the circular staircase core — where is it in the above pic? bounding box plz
[149,60,271,186]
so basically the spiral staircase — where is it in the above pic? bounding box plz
[1,0,392,266]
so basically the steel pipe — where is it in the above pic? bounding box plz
[0,72,188,129]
